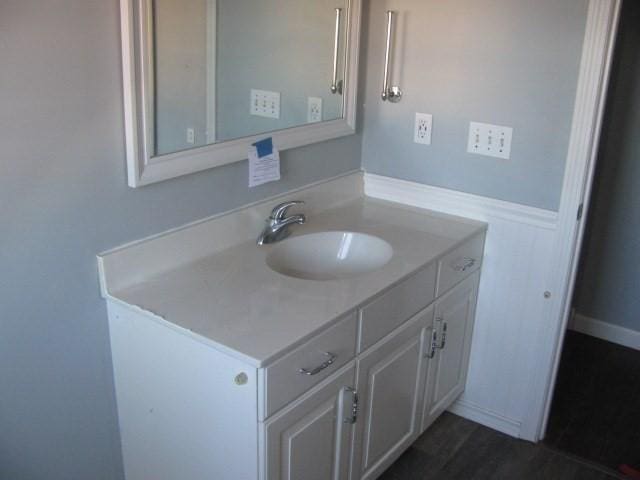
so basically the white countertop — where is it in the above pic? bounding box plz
[106,197,486,367]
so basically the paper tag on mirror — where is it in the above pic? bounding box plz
[249,138,280,188]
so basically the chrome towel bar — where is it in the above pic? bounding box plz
[330,8,343,94]
[381,10,402,103]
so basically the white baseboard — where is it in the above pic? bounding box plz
[448,399,522,438]
[570,313,640,351]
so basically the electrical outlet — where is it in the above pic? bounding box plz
[414,113,433,145]
[307,97,323,123]
[250,89,280,119]
[467,121,513,159]
[186,128,195,145]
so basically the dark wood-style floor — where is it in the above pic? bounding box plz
[378,412,621,480]
[544,331,640,471]
[377,331,640,479]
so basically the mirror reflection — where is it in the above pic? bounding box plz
[153,0,348,156]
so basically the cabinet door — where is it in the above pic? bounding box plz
[421,271,479,432]
[351,306,433,480]
[263,365,356,480]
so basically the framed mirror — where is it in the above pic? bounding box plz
[120,0,361,187]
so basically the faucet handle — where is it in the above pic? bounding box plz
[270,201,305,220]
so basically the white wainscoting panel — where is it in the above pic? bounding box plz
[570,313,640,351]
[365,173,559,441]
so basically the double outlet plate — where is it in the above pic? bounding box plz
[414,113,433,145]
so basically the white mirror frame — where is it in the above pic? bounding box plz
[120,0,362,187]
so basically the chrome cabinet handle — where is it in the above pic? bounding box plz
[381,11,402,103]
[424,329,438,359]
[452,257,476,272]
[330,8,343,95]
[299,352,337,376]
[436,317,447,350]
[343,387,358,424]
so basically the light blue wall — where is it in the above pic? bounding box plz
[216,0,346,141]
[154,0,208,154]
[361,0,589,211]
[573,0,640,333]
[0,1,360,479]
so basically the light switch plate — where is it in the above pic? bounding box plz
[250,89,280,119]
[467,121,513,159]
[307,97,322,123]
[414,113,433,145]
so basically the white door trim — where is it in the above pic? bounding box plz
[206,0,217,143]
[526,0,622,441]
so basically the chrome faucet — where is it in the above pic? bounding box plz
[257,201,306,245]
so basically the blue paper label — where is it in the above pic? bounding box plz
[253,137,273,158]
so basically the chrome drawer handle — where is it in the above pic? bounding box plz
[436,318,447,350]
[299,352,337,376]
[343,387,359,424]
[425,330,438,359]
[452,257,476,272]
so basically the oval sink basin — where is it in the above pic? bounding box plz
[266,231,393,281]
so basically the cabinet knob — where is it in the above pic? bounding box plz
[234,372,248,385]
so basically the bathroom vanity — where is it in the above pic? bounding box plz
[98,174,486,480]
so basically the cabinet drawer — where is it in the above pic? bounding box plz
[436,234,484,296]
[359,264,437,352]
[263,312,357,418]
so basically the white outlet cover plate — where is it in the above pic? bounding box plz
[307,97,323,123]
[414,113,433,145]
[250,89,280,119]
[467,121,513,159]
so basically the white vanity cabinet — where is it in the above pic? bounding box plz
[102,199,486,480]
